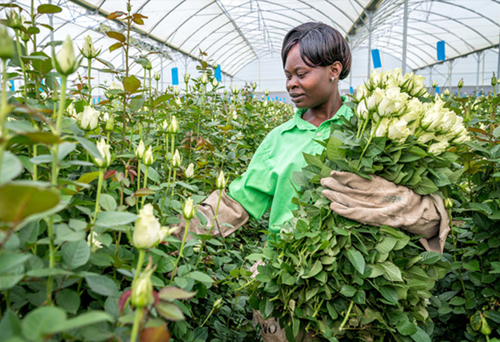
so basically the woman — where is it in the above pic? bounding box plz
[174,22,449,341]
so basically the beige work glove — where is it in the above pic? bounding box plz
[171,190,249,242]
[320,171,450,254]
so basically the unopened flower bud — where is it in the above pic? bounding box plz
[172,149,182,167]
[105,114,114,131]
[212,78,218,87]
[213,298,223,309]
[154,71,161,81]
[168,116,179,134]
[80,35,100,59]
[445,198,453,209]
[432,80,438,88]
[182,198,196,220]
[94,138,112,168]
[173,85,180,96]
[0,27,14,60]
[492,73,497,87]
[444,88,450,97]
[77,106,99,131]
[458,78,464,89]
[184,72,190,84]
[264,88,270,96]
[185,163,195,179]
[231,84,239,95]
[252,82,257,90]
[146,59,152,70]
[54,35,80,76]
[131,263,154,308]
[135,140,146,160]
[143,146,154,166]
[215,170,227,189]
[6,10,22,30]
[200,73,208,85]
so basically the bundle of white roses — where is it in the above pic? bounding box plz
[327,68,470,195]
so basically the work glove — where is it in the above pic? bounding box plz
[171,190,249,242]
[320,171,450,253]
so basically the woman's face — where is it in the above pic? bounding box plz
[284,44,338,109]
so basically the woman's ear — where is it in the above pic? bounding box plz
[330,61,343,81]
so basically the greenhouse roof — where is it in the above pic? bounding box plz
[2,0,500,80]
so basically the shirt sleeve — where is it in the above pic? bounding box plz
[227,135,276,220]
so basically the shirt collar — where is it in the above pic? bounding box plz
[284,96,353,132]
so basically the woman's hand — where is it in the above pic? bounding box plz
[320,171,450,253]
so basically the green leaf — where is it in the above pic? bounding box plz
[340,285,357,297]
[0,309,22,341]
[380,286,399,304]
[410,326,432,342]
[37,4,62,13]
[153,94,173,107]
[95,211,137,227]
[397,320,418,336]
[46,311,113,333]
[185,271,214,283]
[158,287,197,301]
[55,289,81,314]
[0,152,23,184]
[75,136,102,159]
[57,142,76,162]
[129,95,144,111]
[463,259,480,272]
[346,249,365,274]
[123,75,141,92]
[106,31,126,42]
[302,259,323,279]
[0,252,31,275]
[99,194,117,212]
[375,236,398,254]
[0,182,60,225]
[61,240,90,270]
[303,153,324,168]
[85,275,119,297]
[0,275,23,290]
[326,136,346,161]
[413,177,439,195]
[380,261,403,282]
[156,301,185,321]
[21,306,66,341]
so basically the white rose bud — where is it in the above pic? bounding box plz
[264,88,270,96]
[200,73,208,84]
[169,115,179,134]
[212,78,218,87]
[251,82,257,90]
[185,163,195,179]
[162,120,169,130]
[87,231,103,253]
[388,118,411,143]
[94,138,112,168]
[135,140,146,160]
[154,71,160,81]
[232,84,239,95]
[184,72,190,83]
[172,149,182,167]
[417,132,436,144]
[54,35,80,76]
[131,264,154,308]
[133,203,168,249]
[143,146,154,166]
[105,114,114,131]
[444,88,450,97]
[182,198,196,220]
[373,117,391,137]
[215,170,227,189]
[173,85,180,96]
[77,106,99,131]
[0,26,14,60]
[356,100,369,120]
[432,80,438,88]
[80,35,99,59]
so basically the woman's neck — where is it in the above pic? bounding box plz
[301,92,343,127]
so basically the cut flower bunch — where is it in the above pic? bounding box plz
[331,68,470,195]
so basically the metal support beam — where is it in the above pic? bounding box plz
[476,52,481,93]
[160,53,164,92]
[448,61,452,88]
[497,32,500,93]
[402,0,409,74]
[429,66,433,88]
[367,11,372,78]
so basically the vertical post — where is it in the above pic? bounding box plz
[476,52,481,93]
[448,60,453,92]
[259,58,261,91]
[429,66,433,88]
[160,53,164,92]
[481,51,485,88]
[49,0,54,43]
[402,0,409,74]
[367,11,372,79]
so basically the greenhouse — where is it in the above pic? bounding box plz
[0,0,499,341]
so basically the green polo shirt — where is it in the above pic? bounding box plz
[228,97,353,235]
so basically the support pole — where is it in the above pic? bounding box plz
[160,53,164,92]
[429,66,433,88]
[402,0,409,74]
[367,11,372,79]
[476,52,481,93]
[448,60,452,89]
[497,29,500,93]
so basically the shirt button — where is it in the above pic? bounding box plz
[316,132,322,137]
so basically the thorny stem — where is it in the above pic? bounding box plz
[130,307,143,342]
[14,31,28,102]
[89,168,105,247]
[140,166,149,208]
[87,58,92,104]
[136,160,142,192]
[170,219,190,284]
[132,249,146,286]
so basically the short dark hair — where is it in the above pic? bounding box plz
[281,22,351,80]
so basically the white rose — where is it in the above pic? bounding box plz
[172,149,182,167]
[143,146,154,166]
[369,70,382,88]
[87,231,103,253]
[417,132,436,144]
[402,98,423,123]
[367,87,384,110]
[77,106,99,131]
[185,163,195,179]
[132,203,168,249]
[372,117,391,137]
[428,139,449,155]
[216,170,227,189]
[378,97,396,117]
[94,138,111,168]
[182,198,196,220]
[357,100,369,120]
[388,118,411,142]
[356,84,368,101]
[135,140,146,159]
